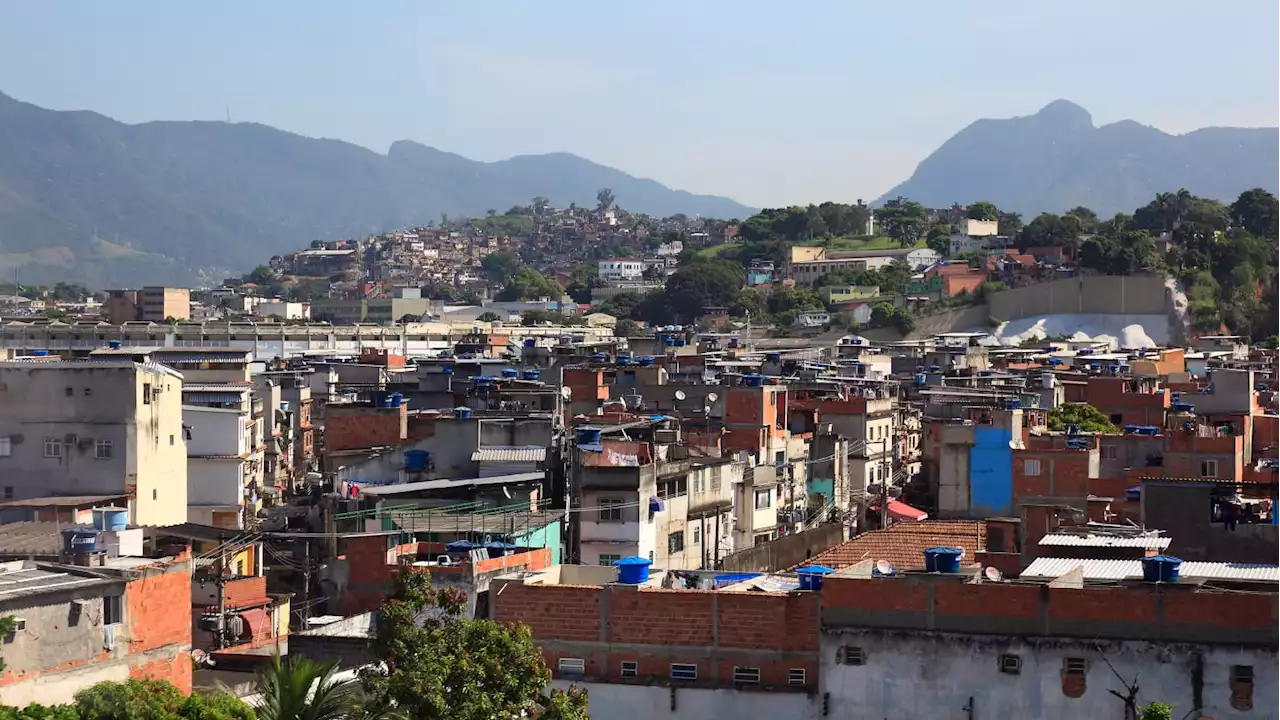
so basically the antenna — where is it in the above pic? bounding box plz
[225,104,231,123]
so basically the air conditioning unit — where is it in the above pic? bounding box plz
[63,434,78,445]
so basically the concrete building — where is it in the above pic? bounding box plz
[104,287,191,324]
[310,297,431,324]
[948,218,1001,255]
[0,361,188,526]
[597,259,645,282]
[784,246,941,287]
[253,301,310,321]
[184,406,259,529]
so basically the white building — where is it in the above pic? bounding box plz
[597,259,645,283]
[253,301,310,321]
[949,218,1001,255]
[0,360,188,526]
[184,405,259,528]
[793,312,831,328]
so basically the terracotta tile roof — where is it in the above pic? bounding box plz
[794,520,987,571]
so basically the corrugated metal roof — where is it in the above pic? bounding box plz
[0,566,111,601]
[356,471,544,496]
[1021,557,1279,583]
[471,446,547,463]
[184,384,252,392]
[1038,534,1171,549]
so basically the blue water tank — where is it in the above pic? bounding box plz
[453,406,472,419]
[572,334,586,344]
[32,350,48,357]
[108,340,122,350]
[924,547,964,573]
[577,427,602,445]
[61,526,100,554]
[743,374,763,387]
[613,556,652,584]
[388,393,403,407]
[1172,402,1195,413]
[592,353,609,362]
[441,364,454,375]
[472,376,495,389]
[524,338,537,348]
[1142,555,1183,583]
[617,357,634,366]
[446,540,478,556]
[766,352,782,363]
[914,373,927,386]
[663,337,676,347]
[502,368,519,379]
[1125,487,1141,502]
[637,356,654,367]
[405,450,429,470]
[796,565,835,591]
[92,507,128,532]
[1066,424,1081,436]
[674,338,686,347]
[522,370,540,381]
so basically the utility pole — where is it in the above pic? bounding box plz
[879,438,889,531]
[713,512,720,569]
[301,539,311,624]
[215,549,228,650]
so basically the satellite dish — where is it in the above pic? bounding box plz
[984,566,1003,582]
[560,386,573,400]
[674,389,687,401]
[876,560,896,577]
[704,406,712,415]
[706,392,719,403]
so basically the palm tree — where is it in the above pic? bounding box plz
[253,654,402,720]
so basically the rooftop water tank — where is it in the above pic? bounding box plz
[1125,487,1141,502]
[637,356,654,367]
[577,426,602,445]
[32,350,48,357]
[914,373,927,387]
[524,338,537,348]
[386,393,403,408]
[61,526,100,555]
[1141,555,1182,583]
[742,374,764,387]
[441,364,454,375]
[521,370,540,381]
[796,565,835,591]
[453,406,472,419]
[766,352,782,363]
[108,340,122,350]
[405,450,429,470]
[923,547,964,573]
[592,353,609,362]
[502,368,519,379]
[91,507,128,532]
[613,556,652,584]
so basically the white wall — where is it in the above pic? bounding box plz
[188,457,246,508]
[550,680,818,720]
[822,629,1277,719]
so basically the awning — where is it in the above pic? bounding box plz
[887,500,928,522]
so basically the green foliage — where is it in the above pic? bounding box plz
[876,197,927,247]
[613,318,640,337]
[471,214,536,237]
[869,303,915,334]
[997,211,1023,238]
[1078,230,1159,275]
[1139,702,1173,720]
[1047,403,1120,434]
[0,704,80,720]
[596,188,615,212]
[926,223,953,257]
[247,265,276,284]
[62,679,254,720]
[476,312,501,322]
[966,201,999,221]
[480,250,522,282]
[1020,212,1084,247]
[736,202,870,245]
[254,654,394,720]
[1230,187,1279,238]
[496,268,562,302]
[1065,206,1100,233]
[663,259,743,322]
[361,571,588,720]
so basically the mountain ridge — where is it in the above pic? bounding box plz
[0,91,755,287]
[877,100,1279,217]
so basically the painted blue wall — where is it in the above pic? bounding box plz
[970,426,1013,516]
[808,477,834,503]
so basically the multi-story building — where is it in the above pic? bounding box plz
[104,287,191,324]
[0,360,188,526]
[784,246,941,287]
[597,258,645,282]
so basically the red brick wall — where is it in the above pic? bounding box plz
[1012,450,1091,499]
[127,568,192,652]
[1253,414,1278,458]
[129,653,193,694]
[325,405,406,452]
[222,576,268,609]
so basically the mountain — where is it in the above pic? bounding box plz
[877,100,1279,217]
[0,92,755,287]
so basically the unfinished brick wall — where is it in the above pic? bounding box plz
[127,567,192,652]
[324,405,407,452]
[221,576,268,609]
[129,653,193,694]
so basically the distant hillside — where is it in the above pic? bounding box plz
[0,92,754,286]
[878,100,1279,217]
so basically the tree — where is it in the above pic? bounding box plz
[926,223,954,257]
[480,249,521,282]
[496,268,562,302]
[614,318,640,337]
[1047,403,1120,433]
[876,197,927,247]
[1230,187,1279,238]
[1139,703,1172,720]
[361,571,589,720]
[663,259,744,322]
[247,265,275,284]
[70,679,254,720]
[476,312,501,322]
[966,201,999,221]
[997,211,1023,238]
[252,653,402,720]
[1065,206,1100,234]
[596,188,615,213]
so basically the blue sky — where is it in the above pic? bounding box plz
[1,1,1276,208]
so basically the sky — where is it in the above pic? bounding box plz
[1,1,1276,209]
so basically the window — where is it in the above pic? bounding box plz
[1063,658,1087,677]
[658,477,687,499]
[692,525,702,545]
[1200,460,1218,478]
[84,387,92,396]
[43,438,62,459]
[987,526,1007,553]
[754,489,772,510]
[103,595,123,625]
[839,646,865,666]
[598,554,621,566]
[769,393,777,406]
[1109,414,1122,425]
[143,383,152,404]
[95,440,113,459]
[620,661,637,678]
[0,437,10,457]
[1231,664,1254,710]
[1101,445,1117,460]
[753,533,772,546]
[788,668,806,685]
[774,451,785,467]
[557,657,585,674]
[64,387,73,397]
[732,667,760,684]
[692,474,705,493]
[598,498,623,522]
[1231,665,1253,685]
[669,663,697,681]
[1024,459,1042,476]
[169,434,175,446]
[1000,654,1022,674]
[668,531,684,554]
[2,487,12,500]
